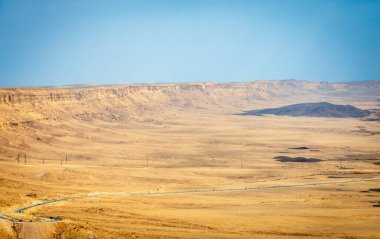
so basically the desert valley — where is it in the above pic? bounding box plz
[0,80,379,239]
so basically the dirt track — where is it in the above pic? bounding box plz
[2,177,379,224]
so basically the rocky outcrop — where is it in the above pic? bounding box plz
[241,102,371,118]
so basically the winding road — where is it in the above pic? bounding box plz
[1,177,379,223]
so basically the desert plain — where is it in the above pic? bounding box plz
[0,80,379,239]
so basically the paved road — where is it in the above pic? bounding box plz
[1,177,379,223]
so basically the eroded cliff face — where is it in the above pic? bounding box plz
[0,80,379,128]
[0,80,340,104]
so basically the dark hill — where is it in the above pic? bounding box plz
[241,102,370,118]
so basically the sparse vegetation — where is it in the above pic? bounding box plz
[0,81,379,238]
[274,156,322,163]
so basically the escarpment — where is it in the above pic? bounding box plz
[1,80,379,105]
[0,80,379,128]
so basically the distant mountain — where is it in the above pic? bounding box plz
[241,102,370,118]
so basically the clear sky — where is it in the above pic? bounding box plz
[0,0,379,87]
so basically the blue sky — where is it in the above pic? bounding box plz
[0,0,379,87]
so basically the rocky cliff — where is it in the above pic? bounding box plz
[0,80,360,104]
[0,80,379,128]
[2,80,379,104]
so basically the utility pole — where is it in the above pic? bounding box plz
[17,154,20,164]
[146,156,149,167]
[42,157,45,165]
[24,155,26,165]
[66,154,68,164]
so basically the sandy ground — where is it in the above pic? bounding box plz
[0,82,379,238]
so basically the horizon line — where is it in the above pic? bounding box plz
[1,79,380,89]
